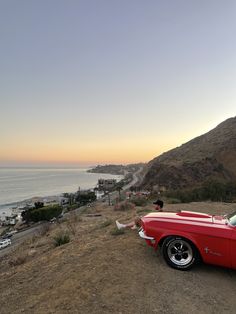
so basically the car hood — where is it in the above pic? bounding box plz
[143,211,226,225]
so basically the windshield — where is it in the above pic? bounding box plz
[226,211,236,226]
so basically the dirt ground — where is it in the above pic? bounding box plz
[0,201,236,314]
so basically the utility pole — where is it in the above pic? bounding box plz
[107,191,111,206]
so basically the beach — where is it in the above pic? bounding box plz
[0,167,123,217]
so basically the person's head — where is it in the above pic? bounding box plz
[153,199,164,211]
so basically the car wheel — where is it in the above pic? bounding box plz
[162,236,199,270]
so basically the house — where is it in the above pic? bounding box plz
[2,214,18,226]
[97,179,117,191]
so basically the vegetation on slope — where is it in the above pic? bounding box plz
[141,117,236,190]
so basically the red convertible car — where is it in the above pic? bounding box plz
[139,210,236,270]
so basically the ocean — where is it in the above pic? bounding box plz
[0,167,122,215]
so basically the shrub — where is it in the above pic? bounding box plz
[165,180,236,203]
[113,201,135,211]
[22,204,63,222]
[130,196,148,207]
[34,201,44,209]
[53,232,70,247]
[75,191,96,206]
[67,204,78,211]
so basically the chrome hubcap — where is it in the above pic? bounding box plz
[167,239,193,266]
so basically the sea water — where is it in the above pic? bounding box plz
[0,167,122,215]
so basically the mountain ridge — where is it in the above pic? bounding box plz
[141,117,236,190]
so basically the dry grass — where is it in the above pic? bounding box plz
[65,212,81,235]
[99,219,112,228]
[8,252,28,266]
[37,223,51,236]
[1,201,236,314]
[113,201,135,211]
[110,227,125,236]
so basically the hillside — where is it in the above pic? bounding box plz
[141,117,236,190]
[87,164,126,175]
[0,201,236,313]
[88,163,145,175]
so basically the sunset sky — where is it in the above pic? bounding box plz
[1,1,236,166]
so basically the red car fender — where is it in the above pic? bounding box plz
[156,230,200,253]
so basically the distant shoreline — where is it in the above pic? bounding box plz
[0,167,123,217]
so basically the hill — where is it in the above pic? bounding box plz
[141,117,236,190]
[88,163,145,175]
[0,201,236,313]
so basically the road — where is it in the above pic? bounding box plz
[0,223,47,258]
[0,167,144,258]
[0,205,86,258]
[123,165,144,190]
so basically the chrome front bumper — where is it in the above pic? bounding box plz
[139,229,155,241]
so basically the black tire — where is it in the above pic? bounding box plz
[162,236,199,270]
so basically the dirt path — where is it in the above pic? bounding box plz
[0,201,236,313]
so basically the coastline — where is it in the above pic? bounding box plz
[0,194,64,217]
[0,167,123,219]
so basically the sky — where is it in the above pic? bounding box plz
[0,0,236,166]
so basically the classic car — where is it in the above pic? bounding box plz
[139,210,236,270]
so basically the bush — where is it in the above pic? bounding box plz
[34,202,44,209]
[113,201,135,211]
[22,204,63,222]
[75,191,96,206]
[53,232,70,247]
[130,196,148,207]
[67,204,78,211]
[165,180,236,203]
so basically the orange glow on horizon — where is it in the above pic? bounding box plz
[0,134,182,165]
[0,145,167,165]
